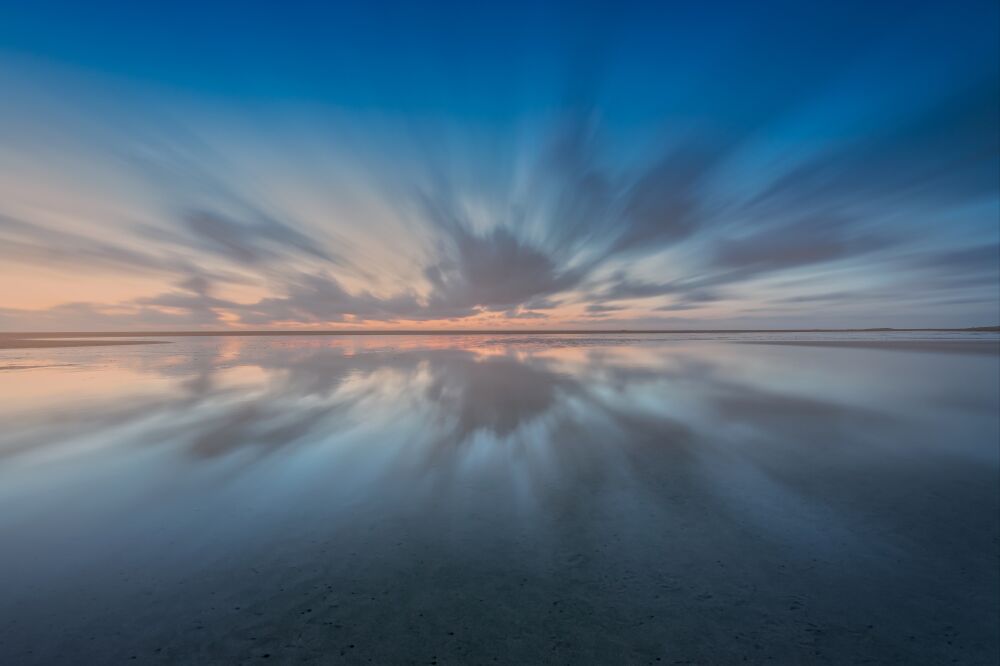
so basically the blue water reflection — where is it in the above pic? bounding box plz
[0,335,997,664]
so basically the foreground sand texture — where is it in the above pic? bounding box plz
[0,333,997,664]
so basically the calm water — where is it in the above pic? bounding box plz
[1,334,998,664]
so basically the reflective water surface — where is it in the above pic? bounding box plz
[1,334,998,664]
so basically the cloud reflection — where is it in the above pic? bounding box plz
[0,337,997,666]
[3,336,993,475]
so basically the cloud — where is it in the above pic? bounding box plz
[585,303,625,315]
[233,273,425,324]
[709,215,892,277]
[177,209,337,265]
[423,226,585,315]
[613,138,733,253]
[0,35,996,329]
[0,301,218,331]
[529,115,736,261]
[0,214,197,279]
[749,81,1000,214]
[133,276,231,326]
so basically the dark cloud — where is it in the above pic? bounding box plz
[655,292,723,312]
[121,132,349,273]
[234,273,425,325]
[134,277,231,326]
[228,242,581,323]
[910,243,999,278]
[613,138,733,253]
[400,116,743,317]
[423,226,585,314]
[531,116,736,260]
[133,208,339,268]
[710,215,892,277]
[521,297,561,310]
[775,290,877,305]
[578,212,891,314]
[585,303,625,315]
[505,79,997,320]
[889,243,1000,301]
[532,115,618,254]
[601,276,691,300]
[590,275,723,313]
[181,209,336,265]
[502,308,549,320]
[0,214,202,279]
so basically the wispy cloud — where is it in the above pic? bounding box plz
[0,1,996,329]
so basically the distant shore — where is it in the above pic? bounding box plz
[1,326,997,339]
[0,339,172,349]
[740,339,1000,356]
[2,327,996,351]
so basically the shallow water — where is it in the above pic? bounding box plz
[1,334,998,664]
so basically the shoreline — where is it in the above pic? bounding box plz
[2,331,997,352]
[1,326,997,339]
[0,339,171,349]
[739,339,1000,356]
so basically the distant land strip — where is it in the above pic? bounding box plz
[0,326,997,338]
[739,339,1000,356]
[0,339,172,349]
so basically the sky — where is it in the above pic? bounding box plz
[0,0,997,330]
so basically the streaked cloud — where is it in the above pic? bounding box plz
[0,1,996,329]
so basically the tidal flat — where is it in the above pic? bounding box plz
[0,333,997,664]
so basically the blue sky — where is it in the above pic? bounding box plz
[0,0,997,329]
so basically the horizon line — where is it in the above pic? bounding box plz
[2,326,998,338]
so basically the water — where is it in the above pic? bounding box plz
[1,334,997,664]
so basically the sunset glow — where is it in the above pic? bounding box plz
[1,2,997,331]
[1,5,998,664]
